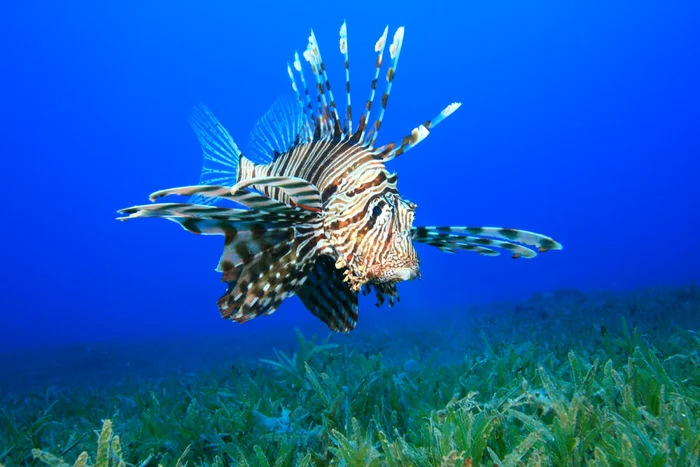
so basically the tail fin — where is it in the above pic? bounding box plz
[188,104,242,205]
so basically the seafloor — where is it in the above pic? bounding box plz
[1,285,699,466]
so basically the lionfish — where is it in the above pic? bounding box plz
[118,23,563,333]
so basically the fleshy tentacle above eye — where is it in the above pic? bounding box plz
[411,226,563,259]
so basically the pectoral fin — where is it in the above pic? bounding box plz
[231,176,322,212]
[147,185,317,218]
[117,198,325,323]
[412,226,563,259]
[296,256,359,333]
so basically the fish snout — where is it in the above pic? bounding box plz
[391,266,418,282]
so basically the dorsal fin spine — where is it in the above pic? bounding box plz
[369,27,405,147]
[339,21,352,135]
[308,30,342,136]
[292,52,315,141]
[303,30,332,138]
[383,102,462,161]
[287,62,312,143]
[356,26,389,141]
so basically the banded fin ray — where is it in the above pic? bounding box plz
[297,256,359,333]
[147,185,317,218]
[188,104,242,205]
[218,235,296,320]
[415,237,503,257]
[379,102,462,162]
[231,176,323,211]
[288,52,315,141]
[412,226,563,258]
[121,201,322,323]
[356,26,389,139]
[117,203,305,231]
[219,224,321,323]
[305,30,342,136]
[282,22,461,157]
[368,27,405,146]
[339,21,352,134]
[217,226,298,284]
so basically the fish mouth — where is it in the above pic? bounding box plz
[393,267,417,281]
[366,263,420,284]
[380,266,419,283]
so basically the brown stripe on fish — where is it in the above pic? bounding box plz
[218,237,311,320]
[346,171,388,197]
[223,229,238,246]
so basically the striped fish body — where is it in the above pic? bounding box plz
[238,144,419,292]
[118,23,563,333]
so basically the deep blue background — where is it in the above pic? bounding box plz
[2,0,699,352]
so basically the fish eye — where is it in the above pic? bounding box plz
[372,205,382,217]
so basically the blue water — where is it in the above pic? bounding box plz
[2,0,699,354]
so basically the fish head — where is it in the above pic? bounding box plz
[359,193,420,285]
